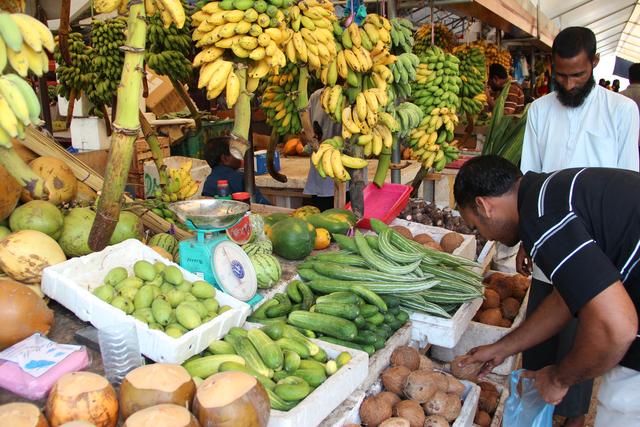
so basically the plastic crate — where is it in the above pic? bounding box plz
[171,119,234,159]
[346,183,412,229]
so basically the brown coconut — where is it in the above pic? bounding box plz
[444,374,465,396]
[381,365,412,395]
[419,355,434,371]
[403,370,439,403]
[59,423,96,427]
[45,372,118,427]
[392,400,425,427]
[0,164,21,221]
[390,346,421,371]
[413,234,434,244]
[423,391,462,422]
[498,318,513,328]
[0,229,66,283]
[360,395,393,427]
[479,389,499,414]
[119,363,196,419]
[451,355,483,382]
[429,371,450,392]
[474,410,492,426]
[391,226,413,239]
[440,232,464,253]
[122,404,200,427]
[0,402,49,427]
[489,277,512,300]
[423,415,450,427]
[478,381,498,394]
[193,371,270,427]
[484,272,508,286]
[424,241,443,251]
[481,289,501,310]
[379,418,410,427]
[477,308,503,326]
[377,391,402,407]
[74,181,98,204]
[0,278,54,350]
[22,157,77,205]
[501,297,521,320]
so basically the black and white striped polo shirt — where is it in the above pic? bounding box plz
[518,167,640,371]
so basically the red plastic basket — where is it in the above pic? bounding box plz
[346,183,412,229]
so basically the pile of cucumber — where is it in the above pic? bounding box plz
[183,325,352,411]
[297,219,484,318]
[248,279,409,356]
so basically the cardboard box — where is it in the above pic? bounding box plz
[70,117,110,150]
[146,70,187,116]
[143,156,211,198]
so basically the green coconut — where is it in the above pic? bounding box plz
[109,211,143,245]
[9,200,64,239]
[58,207,95,257]
[0,226,10,241]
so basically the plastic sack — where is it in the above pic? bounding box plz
[503,369,554,427]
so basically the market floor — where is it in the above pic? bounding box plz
[552,378,601,427]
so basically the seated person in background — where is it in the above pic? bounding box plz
[202,136,271,205]
[485,63,525,115]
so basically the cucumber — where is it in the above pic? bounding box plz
[308,252,369,268]
[276,337,310,358]
[292,368,327,387]
[218,361,276,391]
[311,347,328,363]
[352,331,378,345]
[228,326,248,337]
[314,302,360,320]
[273,369,290,382]
[182,354,245,378]
[261,322,285,340]
[372,336,386,350]
[389,307,400,316]
[231,336,273,378]
[325,360,338,375]
[362,344,376,355]
[382,295,401,308]
[297,268,329,282]
[297,281,315,310]
[247,315,287,324]
[207,340,236,355]
[316,292,361,305]
[336,351,351,368]
[266,388,299,411]
[274,376,311,401]
[284,350,301,373]
[286,280,302,303]
[266,293,292,317]
[384,313,396,324]
[361,322,377,332]
[281,326,320,356]
[360,304,379,318]
[252,299,278,319]
[318,337,374,356]
[389,319,405,330]
[396,310,409,323]
[306,281,388,313]
[288,311,357,341]
[353,315,366,328]
[247,329,283,370]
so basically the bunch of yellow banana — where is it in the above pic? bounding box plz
[407,107,460,171]
[285,0,337,72]
[311,136,368,181]
[363,14,392,47]
[196,58,241,107]
[413,23,456,53]
[454,40,512,71]
[191,0,289,97]
[319,84,347,123]
[261,64,302,135]
[145,0,187,28]
[0,74,42,147]
[0,12,54,77]
[354,122,394,157]
[159,160,199,202]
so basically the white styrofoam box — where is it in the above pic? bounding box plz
[143,156,212,198]
[477,240,497,274]
[70,116,110,151]
[431,275,530,375]
[244,322,369,427]
[41,239,251,364]
[58,93,91,117]
[344,378,481,427]
[410,298,483,348]
[472,379,509,427]
[390,218,477,261]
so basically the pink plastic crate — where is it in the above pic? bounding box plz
[346,183,412,229]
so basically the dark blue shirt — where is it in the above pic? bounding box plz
[202,165,270,205]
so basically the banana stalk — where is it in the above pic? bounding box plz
[410,165,428,198]
[296,67,316,149]
[139,110,168,187]
[374,145,392,188]
[229,65,250,159]
[89,2,147,251]
[169,77,201,129]
[0,146,47,199]
[349,145,365,218]
[267,128,287,183]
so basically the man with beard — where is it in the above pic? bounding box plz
[453,155,639,427]
[518,26,639,427]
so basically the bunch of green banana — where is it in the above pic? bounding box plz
[54,33,94,101]
[0,73,42,146]
[284,0,337,73]
[154,159,200,202]
[147,5,193,84]
[311,136,368,181]
[413,23,456,54]
[390,18,414,54]
[261,64,303,135]
[408,107,460,171]
[457,47,487,116]
[143,198,187,229]
[191,0,290,100]
[87,18,126,117]
[410,46,461,113]
[0,12,54,77]
[389,101,424,138]
[386,52,419,102]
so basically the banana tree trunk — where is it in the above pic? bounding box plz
[0,146,47,199]
[89,3,147,251]
[229,66,250,159]
[349,145,365,218]
[267,128,286,183]
[139,110,168,187]
[410,165,428,198]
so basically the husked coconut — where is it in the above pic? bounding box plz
[122,404,200,427]
[46,372,118,427]
[381,365,412,395]
[423,414,450,427]
[451,355,484,382]
[360,395,392,427]
[391,226,413,239]
[419,355,434,370]
[474,410,491,426]
[423,392,461,422]
[479,388,499,414]
[59,423,96,427]
[0,402,49,427]
[390,346,421,371]
[413,234,434,244]
[193,371,270,427]
[501,297,521,320]
[481,289,501,310]
[440,232,463,253]
[119,364,196,419]
[429,371,450,392]
[403,370,439,403]
[443,374,465,396]
[377,391,401,407]
[379,417,411,427]
[392,400,424,427]
[477,308,503,326]
[424,241,443,251]
[477,381,498,395]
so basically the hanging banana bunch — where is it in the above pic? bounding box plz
[88,18,126,118]
[0,12,54,77]
[455,47,487,116]
[310,136,368,182]
[54,33,94,118]
[261,64,303,136]
[413,23,456,54]
[389,17,414,55]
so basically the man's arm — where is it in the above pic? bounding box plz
[617,101,640,172]
[520,104,541,173]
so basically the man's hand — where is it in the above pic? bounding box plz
[516,243,532,276]
[464,343,508,377]
[522,366,569,405]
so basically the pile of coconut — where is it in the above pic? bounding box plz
[352,346,467,427]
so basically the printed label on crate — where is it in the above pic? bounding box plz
[0,334,82,378]
[226,216,252,245]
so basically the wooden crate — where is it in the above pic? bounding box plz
[127,171,146,199]
[131,137,170,175]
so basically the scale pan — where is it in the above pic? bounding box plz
[169,199,249,229]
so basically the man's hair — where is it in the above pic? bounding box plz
[489,63,508,80]
[454,155,522,210]
[552,27,597,61]
[204,135,231,168]
[629,63,640,83]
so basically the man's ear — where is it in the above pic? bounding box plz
[475,196,491,218]
[593,53,600,68]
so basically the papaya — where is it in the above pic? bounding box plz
[322,208,357,225]
[306,213,352,235]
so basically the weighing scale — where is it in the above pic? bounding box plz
[169,199,263,307]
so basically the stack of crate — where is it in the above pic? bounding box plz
[127,136,170,199]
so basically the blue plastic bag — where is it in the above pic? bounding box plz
[503,369,554,427]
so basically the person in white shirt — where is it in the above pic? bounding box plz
[518,27,640,427]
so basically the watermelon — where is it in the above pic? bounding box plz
[243,239,273,256]
[270,217,314,260]
[291,206,321,220]
[148,233,179,256]
[249,253,282,289]
[263,213,289,226]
